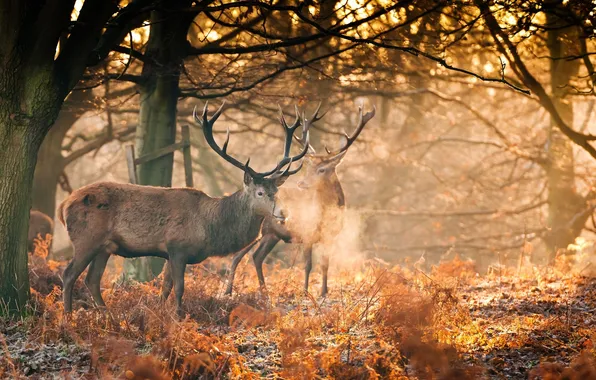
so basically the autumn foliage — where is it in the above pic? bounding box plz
[2,239,596,379]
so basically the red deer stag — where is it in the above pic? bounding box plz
[225,104,375,296]
[58,103,309,314]
[28,210,54,253]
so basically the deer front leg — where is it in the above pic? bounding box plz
[303,245,313,295]
[253,234,281,291]
[168,257,186,318]
[321,253,329,297]
[225,240,257,296]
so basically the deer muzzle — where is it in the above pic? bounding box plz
[272,202,286,222]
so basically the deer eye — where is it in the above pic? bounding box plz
[317,167,326,174]
[256,190,264,198]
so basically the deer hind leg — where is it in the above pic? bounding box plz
[160,261,173,301]
[303,245,313,295]
[84,249,111,308]
[63,242,103,313]
[253,234,280,291]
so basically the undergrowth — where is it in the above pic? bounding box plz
[1,238,596,379]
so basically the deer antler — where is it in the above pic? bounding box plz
[325,105,375,156]
[278,104,302,159]
[195,102,310,178]
[261,103,317,178]
[293,102,326,154]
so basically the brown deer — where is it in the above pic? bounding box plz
[58,103,309,314]
[28,210,54,253]
[225,104,375,296]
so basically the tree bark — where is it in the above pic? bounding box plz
[0,125,46,313]
[126,4,195,281]
[544,14,587,258]
[0,12,61,313]
[0,0,127,314]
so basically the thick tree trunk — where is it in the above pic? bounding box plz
[544,16,586,258]
[126,5,194,281]
[31,90,93,219]
[0,126,45,313]
[0,28,60,314]
[0,0,122,314]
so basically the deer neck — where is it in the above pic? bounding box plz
[316,175,345,209]
[211,190,264,254]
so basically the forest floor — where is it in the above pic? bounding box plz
[2,240,596,379]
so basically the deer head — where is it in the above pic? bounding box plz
[293,103,376,190]
[194,102,310,221]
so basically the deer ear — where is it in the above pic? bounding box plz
[244,171,253,186]
[274,175,288,187]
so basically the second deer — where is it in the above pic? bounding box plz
[225,104,375,296]
[28,210,54,253]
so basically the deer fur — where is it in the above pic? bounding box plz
[28,210,54,253]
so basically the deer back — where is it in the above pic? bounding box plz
[59,182,265,258]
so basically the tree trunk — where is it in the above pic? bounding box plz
[0,125,46,314]
[544,15,586,259]
[312,0,338,99]
[31,90,94,219]
[126,5,194,281]
[31,123,69,219]
[0,0,123,314]
[0,25,61,314]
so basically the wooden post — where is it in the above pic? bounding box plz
[181,125,194,187]
[125,144,138,184]
[126,126,193,187]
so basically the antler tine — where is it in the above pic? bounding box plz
[259,112,311,178]
[278,104,301,158]
[312,101,327,122]
[270,157,304,179]
[293,102,326,153]
[277,104,289,130]
[194,102,257,175]
[285,161,303,176]
[292,112,308,147]
[302,101,326,131]
[325,105,376,156]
